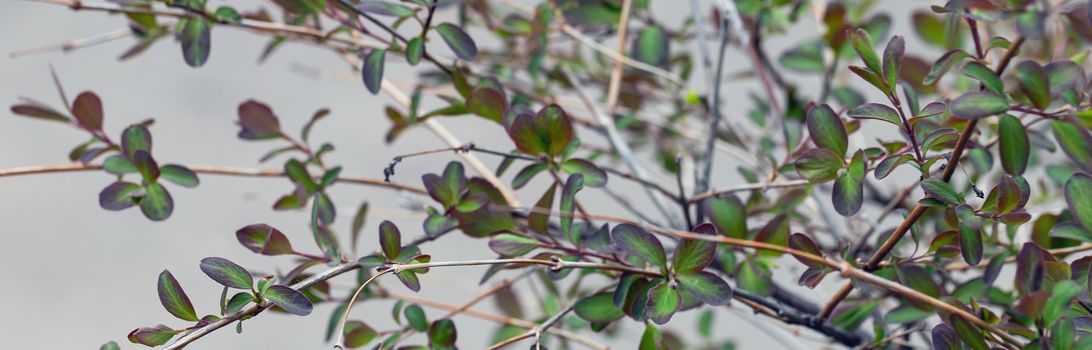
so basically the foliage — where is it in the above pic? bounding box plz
[10,0,1092,349]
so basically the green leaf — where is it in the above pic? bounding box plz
[405,37,423,66]
[157,270,198,321]
[1067,173,1092,233]
[705,195,746,238]
[998,114,1030,176]
[559,158,607,187]
[832,150,865,216]
[121,124,151,160]
[611,224,667,272]
[128,325,176,347]
[140,182,173,221]
[1044,280,1081,329]
[672,225,716,274]
[633,25,669,66]
[488,233,540,257]
[379,220,401,261]
[466,87,506,123]
[1050,222,1092,242]
[200,257,253,289]
[882,35,904,90]
[639,323,664,350]
[226,292,255,314]
[235,224,294,255]
[100,341,120,350]
[361,49,385,95]
[736,258,773,296]
[312,191,335,225]
[832,300,879,329]
[160,164,199,187]
[897,265,941,310]
[961,61,1004,95]
[560,173,584,244]
[428,319,457,347]
[1052,119,1092,173]
[355,1,415,17]
[850,29,883,80]
[778,40,825,73]
[794,148,843,183]
[99,181,140,211]
[434,23,477,60]
[950,91,1009,119]
[677,271,732,306]
[574,292,625,322]
[179,18,211,67]
[956,205,984,266]
[874,153,914,180]
[264,285,313,316]
[528,183,556,234]
[847,102,902,126]
[806,104,848,157]
[921,178,962,205]
[849,65,891,95]
[404,304,428,331]
[645,280,679,325]
[396,270,421,291]
[1014,60,1050,110]
[950,316,988,350]
[925,50,971,85]
[343,321,378,348]
[512,163,547,189]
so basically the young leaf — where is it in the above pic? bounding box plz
[72,91,104,131]
[645,280,680,325]
[199,257,254,289]
[157,270,198,321]
[949,91,1009,119]
[434,23,477,60]
[850,29,883,79]
[361,49,386,95]
[806,104,848,157]
[611,223,667,272]
[676,271,732,306]
[264,285,313,316]
[379,220,401,261]
[237,100,282,140]
[235,224,294,255]
[882,35,904,90]
[179,18,211,67]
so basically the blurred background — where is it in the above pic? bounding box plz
[1,0,925,348]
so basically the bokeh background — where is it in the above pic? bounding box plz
[1,0,927,348]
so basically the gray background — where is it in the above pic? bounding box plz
[1,0,926,348]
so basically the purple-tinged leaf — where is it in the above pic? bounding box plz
[121,124,151,160]
[379,220,401,261]
[488,233,540,257]
[676,271,732,306]
[99,181,140,211]
[950,316,988,350]
[672,228,716,274]
[434,23,477,60]
[847,102,902,126]
[611,223,667,272]
[849,29,882,81]
[235,224,294,255]
[806,104,848,157]
[560,173,584,244]
[1015,242,1054,295]
[466,87,506,123]
[103,155,137,175]
[72,91,103,131]
[896,264,940,310]
[754,214,790,254]
[312,191,335,225]
[998,114,1029,176]
[882,35,904,89]
[237,100,282,140]
[794,148,843,183]
[506,105,573,158]
[874,153,914,180]
[342,320,378,348]
[1014,60,1050,110]
[921,178,962,205]
[128,324,175,347]
[1051,118,1092,173]
[10,102,69,122]
[264,285,313,316]
[139,182,173,221]
[511,162,547,189]
[930,323,960,350]
[787,233,822,267]
[832,151,865,216]
[200,257,254,289]
[956,205,984,265]
[361,49,385,95]
[356,0,415,17]
[528,183,556,234]
[157,270,198,321]
[396,270,421,292]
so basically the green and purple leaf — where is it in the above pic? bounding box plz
[1066,173,1092,233]
[361,49,385,95]
[157,270,198,321]
[237,100,282,140]
[434,23,477,60]
[236,224,294,255]
[806,104,848,157]
[676,271,732,306]
[199,257,254,289]
[611,223,667,272]
[379,220,401,261]
[264,285,313,316]
[949,91,1009,119]
[705,195,746,239]
[645,280,680,325]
